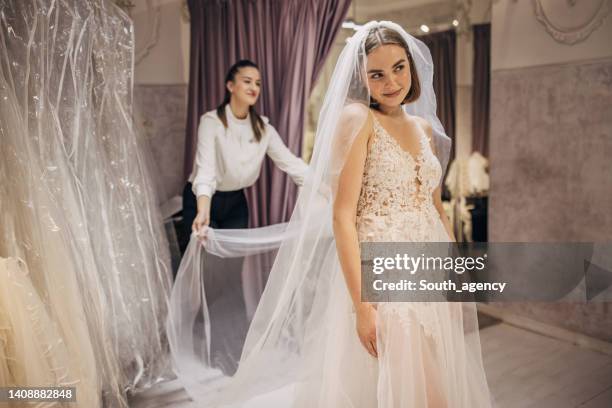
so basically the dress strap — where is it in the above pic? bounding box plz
[369,111,384,136]
[370,110,381,127]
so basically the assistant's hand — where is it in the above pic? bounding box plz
[192,195,211,241]
[192,210,210,238]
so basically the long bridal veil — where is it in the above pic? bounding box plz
[168,21,487,407]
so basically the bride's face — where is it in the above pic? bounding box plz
[365,44,411,109]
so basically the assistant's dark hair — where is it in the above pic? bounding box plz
[217,59,265,142]
[363,27,421,109]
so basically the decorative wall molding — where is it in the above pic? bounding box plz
[357,0,438,15]
[135,0,161,65]
[533,0,611,45]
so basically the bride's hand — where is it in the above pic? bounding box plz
[355,302,378,358]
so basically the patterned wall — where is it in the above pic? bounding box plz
[489,58,612,341]
[134,84,188,205]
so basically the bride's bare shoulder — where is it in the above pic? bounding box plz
[341,102,369,118]
[339,103,373,136]
[412,115,433,139]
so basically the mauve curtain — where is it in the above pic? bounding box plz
[418,29,456,163]
[472,23,490,157]
[184,0,351,227]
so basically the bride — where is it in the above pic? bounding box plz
[168,21,492,407]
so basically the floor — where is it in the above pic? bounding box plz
[129,322,612,408]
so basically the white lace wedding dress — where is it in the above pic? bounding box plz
[293,114,492,407]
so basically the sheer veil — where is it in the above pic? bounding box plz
[168,21,459,406]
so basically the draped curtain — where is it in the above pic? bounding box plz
[418,29,457,163]
[184,0,351,227]
[471,23,491,157]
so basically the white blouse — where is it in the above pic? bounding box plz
[189,105,308,198]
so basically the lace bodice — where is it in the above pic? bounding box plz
[356,114,442,219]
[353,114,451,338]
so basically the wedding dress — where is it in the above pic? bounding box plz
[0,257,99,407]
[168,21,492,408]
[292,114,492,407]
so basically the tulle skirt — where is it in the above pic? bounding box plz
[293,211,492,407]
[168,210,493,408]
[293,273,492,407]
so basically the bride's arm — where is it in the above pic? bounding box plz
[332,105,378,358]
[332,106,372,310]
[418,117,457,242]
